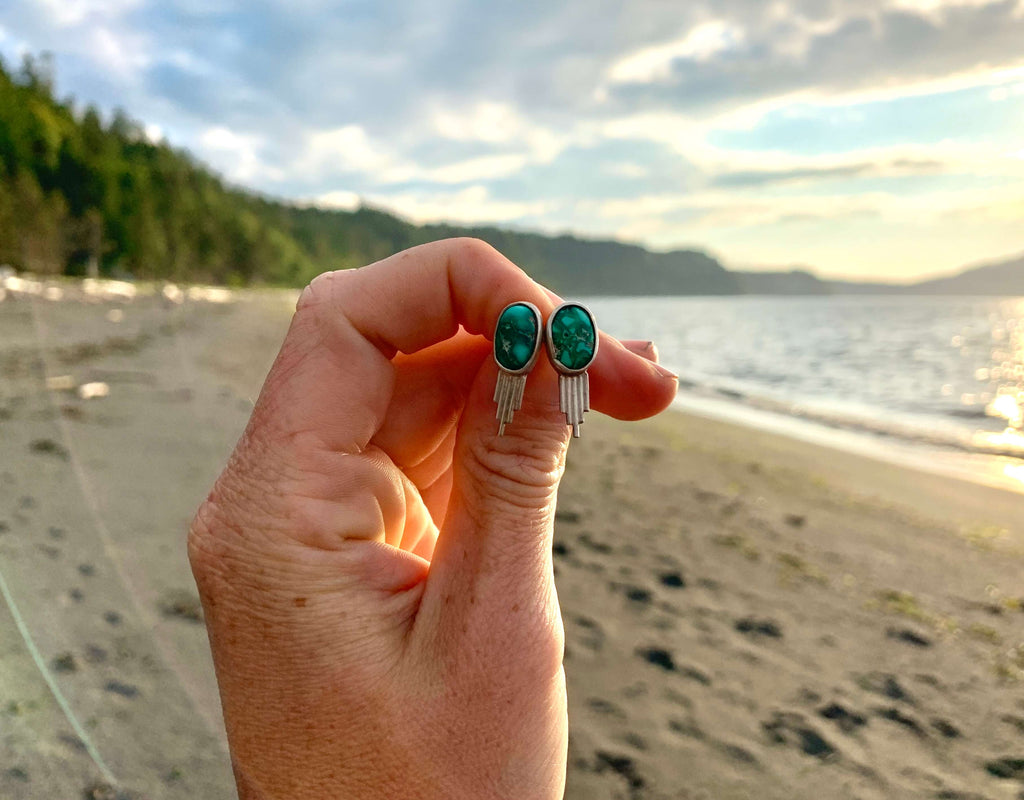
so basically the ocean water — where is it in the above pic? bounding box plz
[586,295,1024,464]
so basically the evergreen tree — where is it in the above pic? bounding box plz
[0,53,736,295]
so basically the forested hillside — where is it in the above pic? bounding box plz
[0,55,309,285]
[0,54,737,295]
[4,53,1018,296]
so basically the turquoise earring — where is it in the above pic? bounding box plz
[545,302,598,438]
[493,301,544,435]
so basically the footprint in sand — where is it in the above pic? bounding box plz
[984,757,1024,780]
[761,711,837,759]
[931,718,961,738]
[34,543,60,559]
[713,740,760,768]
[620,732,647,752]
[83,780,141,800]
[572,615,605,653]
[3,766,29,783]
[623,585,652,605]
[734,617,783,639]
[51,652,79,673]
[592,751,646,796]
[874,706,926,737]
[1001,714,1024,736]
[636,646,675,671]
[658,570,685,588]
[586,697,626,720]
[856,672,914,704]
[577,532,613,554]
[58,732,86,753]
[669,717,705,741]
[886,626,932,648]
[635,647,713,686]
[555,509,581,524]
[104,680,140,699]
[28,438,68,460]
[817,702,867,734]
[159,589,204,623]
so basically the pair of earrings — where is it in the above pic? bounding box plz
[492,301,599,438]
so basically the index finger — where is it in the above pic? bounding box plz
[254,237,674,456]
[298,238,552,357]
[246,238,554,455]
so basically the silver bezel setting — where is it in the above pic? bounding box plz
[493,301,544,375]
[545,301,599,376]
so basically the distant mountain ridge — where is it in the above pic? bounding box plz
[734,254,1024,296]
[908,254,1024,295]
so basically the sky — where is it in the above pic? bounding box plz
[1,0,1023,281]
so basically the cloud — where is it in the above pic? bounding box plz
[2,0,1024,279]
[308,190,360,211]
[198,126,282,184]
[32,0,142,28]
[366,184,555,227]
[711,156,946,188]
[430,102,566,163]
[87,24,150,78]
[602,1,1024,118]
[606,21,747,84]
[588,5,1010,129]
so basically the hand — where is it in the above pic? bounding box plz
[188,238,678,799]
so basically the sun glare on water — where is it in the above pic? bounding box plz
[987,393,1024,428]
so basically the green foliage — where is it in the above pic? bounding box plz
[0,53,736,293]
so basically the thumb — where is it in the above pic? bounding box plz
[420,352,570,673]
[416,320,678,673]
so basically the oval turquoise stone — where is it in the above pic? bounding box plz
[494,303,539,371]
[549,304,596,371]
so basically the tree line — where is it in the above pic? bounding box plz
[0,53,737,295]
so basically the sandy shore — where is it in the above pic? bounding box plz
[1,286,1022,799]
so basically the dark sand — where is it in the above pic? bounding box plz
[1,284,1022,799]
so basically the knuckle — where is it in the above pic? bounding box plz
[450,236,500,263]
[187,443,294,573]
[448,237,526,282]
[451,597,566,700]
[460,424,567,518]
[515,604,566,684]
[534,629,566,687]
[295,268,341,311]
[186,501,220,577]
[186,496,245,594]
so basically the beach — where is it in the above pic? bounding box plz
[1,286,1022,800]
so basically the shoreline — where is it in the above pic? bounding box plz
[670,388,1024,496]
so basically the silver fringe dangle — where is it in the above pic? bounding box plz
[557,370,591,438]
[546,302,599,439]
[492,302,543,435]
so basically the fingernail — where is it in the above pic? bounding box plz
[623,340,660,361]
[652,362,678,380]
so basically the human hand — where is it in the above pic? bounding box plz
[188,238,678,799]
